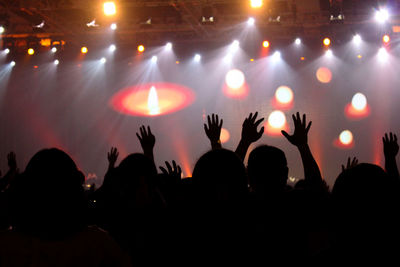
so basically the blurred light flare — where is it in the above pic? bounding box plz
[273,86,294,109]
[109,44,116,52]
[110,23,117,30]
[165,42,172,50]
[323,38,331,46]
[4,48,10,54]
[265,111,289,136]
[100,57,107,63]
[353,34,362,45]
[81,47,88,54]
[295,38,301,45]
[0,26,4,33]
[382,34,390,44]
[262,40,270,48]
[325,49,333,57]
[51,47,57,53]
[272,51,281,61]
[110,82,195,117]
[194,54,201,62]
[28,48,35,55]
[316,67,332,83]
[10,61,16,67]
[250,0,263,8]
[54,59,59,65]
[224,69,248,98]
[337,130,354,147]
[345,93,370,119]
[247,17,255,26]
[220,128,230,143]
[151,56,158,63]
[378,47,389,62]
[138,45,145,53]
[103,2,116,16]
[375,9,389,23]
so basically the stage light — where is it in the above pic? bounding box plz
[148,86,160,116]
[51,47,57,53]
[383,34,390,44]
[351,93,367,111]
[316,67,332,83]
[225,69,245,90]
[110,23,117,30]
[151,56,158,63]
[375,8,389,24]
[27,48,35,55]
[247,17,255,26]
[0,26,4,33]
[231,40,240,52]
[378,47,388,62]
[250,0,263,8]
[100,57,107,63]
[272,51,281,61]
[194,54,201,62]
[165,42,172,50]
[262,40,270,48]
[103,2,116,16]
[339,130,353,145]
[295,38,301,45]
[54,59,59,65]
[220,128,230,143]
[10,61,16,67]
[4,48,10,54]
[109,44,116,52]
[275,86,294,105]
[268,111,286,129]
[353,34,362,45]
[81,47,88,54]
[325,49,333,57]
[137,45,145,53]
[224,53,233,63]
[323,38,331,46]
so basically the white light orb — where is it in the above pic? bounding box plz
[275,86,294,104]
[225,69,245,89]
[351,93,367,111]
[339,130,353,145]
[268,111,286,129]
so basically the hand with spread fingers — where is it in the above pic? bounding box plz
[204,113,223,149]
[341,157,358,172]
[159,160,182,183]
[136,125,156,160]
[281,112,312,147]
[107,147,119,170]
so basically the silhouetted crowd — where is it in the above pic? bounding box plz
[0,112,399,266]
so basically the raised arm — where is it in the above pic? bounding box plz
[282,112,323,187]
[383,132,399,180]
[136,125,156,162]
[107,147,119,172]
[235,112,264,162]
[204,114,223,150]
[0,152,19,192]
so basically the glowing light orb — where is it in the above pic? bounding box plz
[220,128,230,143]
[10,61,15,67]
[375,9,389,23]
[103,2,116,16]
[247,17,255,26]
[339,130,353,146]
[316,67,332,83]
[110,83,195,117]
[51,47,57,53]
[295,38,301,45]
[0,26,4,33]
[250,0,263,8]
[100,57,107,63]
[275,86,294,105]
[151,56,158,63]
[27,48,35,55]
[194,54,201,62]
[165,42,172,50]
[325,49,333,57]
[383,34,390,43]
[225,69,245,90]
[81,47,88,54]
[137,45,145,53]
[230,40,240,52]
[268,111,286,129]
[54,59,59,65]
[272,51,281,61]
[351,93,367,111]
[262,40,270,48]
[109,44,116,52]
[353,34,362,45]
[110,23,117,30]
[323,38,331,46]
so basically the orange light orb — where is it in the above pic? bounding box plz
[137,45,145,53]
[323,38,331,46]
[220,128,230,143]
[250,0,263,8]
[262,40,270,48]
[316,67,332,83]
[81,47,88,54]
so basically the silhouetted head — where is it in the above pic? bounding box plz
[247,145,288,194]
[192,149,248,205]
[10,148,86,238]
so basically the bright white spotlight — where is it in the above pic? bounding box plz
[109,44,116,52]
[51,47,57,53]
[325,49,333,57]
[165,42,172,50]
[272,51,281,61]
[351,93,367,111]
[4,48,10,54]
[230,40,240,52]
[378,47,388,62]
[0,26,4,34]
[275,86,294,104]
[375,8,389,23]
[100,57,107,64]
[151,55,158,63]
[268,111,286,129]
[54,59,59,65]
[224,53,233,63]
[10,61,15,67]
[295,38,301,45]
[225,69,245,89]
[247,17,255,26]
[339,130,353,145]
[353,34,362,45]
[110,23,117,30]
[104,2,116,16]
[194,54,201,62]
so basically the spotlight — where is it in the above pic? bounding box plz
[323,38,331,46]
[10,61,16,67]
[247,17,255,26]
[194,54,201,62]
[268,111,286,129]
[109,44,116,52]
[137,45,145,53]
[378,47,388,62]
[262,40,270,48]
[103,2,116,16]
[351,93,367,111]
[0,26,4,33]
[339,130,353,146]
[383,34,390,44]
[4,48,10,54]
[231,40,240,52]
[100,57,107,63]
[224,54,233,63]
[325,49,333,57]
[353,34,362,45]
[375,8,389,24]
[110,23,117,30]
[225,69,245,90]
[54,59,59,65]
[250,0,263,8]
[165,42,172,50]
[51,47,57,53]
[81,47,88,54]
[27,48,35,55]
[151,56,158,63]
[272,51,281,61]
[295,38,301,45]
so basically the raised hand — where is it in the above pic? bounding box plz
[136,125,156,159]
[341,157,358,172]
[281,112,312,147]
[159,160,182,183]
[241,112,264,145]
[7,151,17,172]
[383,132,399,158]
[107,147,119,170]
[204,113,223,149]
